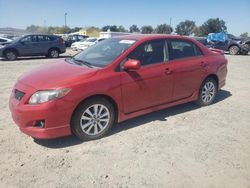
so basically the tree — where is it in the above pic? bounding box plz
[101,25,119,32]
[118,25,127,32]
[26,25,40,33]
[141,25,154,34]
[102,25,110,31]
[199,18,227,36]
[240,32,248,38]
[192,26,204,37]
[129,24,140,33]
[154,24,173,34]
[175,20,196,36]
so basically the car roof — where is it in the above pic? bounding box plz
[114,34,190,41]
[24,34,59,37]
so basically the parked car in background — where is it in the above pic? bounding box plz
[65,34,88,47]
[76,37,98,50]
[0,37,12,45]
[78,38,106,51]
[70,38,87,50]
[207,33,249,55]
[0,34,66,60]
[9,35,228,140]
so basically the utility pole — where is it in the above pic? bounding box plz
[64,13,67,28]
[170,17,172,27]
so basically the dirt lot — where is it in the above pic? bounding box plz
[0,51,249,188]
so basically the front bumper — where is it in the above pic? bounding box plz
[9,82,73,139]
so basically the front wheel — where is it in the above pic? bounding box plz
[4,50,17,60]
[196,78,217,106]
[71,97,115,141]
[229,45,239,55]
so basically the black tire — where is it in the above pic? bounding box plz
[71,97,115,141]
[196,78,218,106]
[4,50,17,60]
[228,45,239,55]
[48,48,59,58]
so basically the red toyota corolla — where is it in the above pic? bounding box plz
[9,35,227,140]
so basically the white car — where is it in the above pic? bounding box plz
[0,37,12,45]
[77,38,98,50]
[70,39,87,50]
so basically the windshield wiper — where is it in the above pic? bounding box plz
[72,57,93,68]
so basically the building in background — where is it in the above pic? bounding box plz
[100,30,132,39]
[79,27,100,38]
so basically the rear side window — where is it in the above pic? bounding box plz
[37,35,52,42]
[128,40,167,66]
[168,39,202,60]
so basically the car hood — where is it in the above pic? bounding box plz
[18,59,99,89]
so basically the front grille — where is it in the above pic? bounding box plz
[14,89,25,101]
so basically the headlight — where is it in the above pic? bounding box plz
[28,88,71,104]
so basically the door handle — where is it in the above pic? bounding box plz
[164,68,172,75]
[201,61,208,67]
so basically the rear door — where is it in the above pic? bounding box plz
[167,39,207,101]
[120,39,174,114]
[37,35,54,55]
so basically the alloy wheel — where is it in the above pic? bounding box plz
[201,81,216,103]
[80,104,110,136]
[50,50,59,58]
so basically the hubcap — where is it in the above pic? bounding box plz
[6,52,16,60]
[80,104,110,136]
[201,81,216,103]
[51,50,58,57]
[230,46,238,55]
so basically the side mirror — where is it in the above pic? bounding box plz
[123,59,141,71]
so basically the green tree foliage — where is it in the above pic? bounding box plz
[154,24,173,34]
[192,26,204,37]
[240,32,248,38]
[141,25,154,34]
[175,20,196,36]
[101,25,119,32]
[118,25,127,32]
[199,18,227,36]
[129,25,140,33]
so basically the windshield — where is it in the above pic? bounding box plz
[73,38,136,67]
[86,38,97,42]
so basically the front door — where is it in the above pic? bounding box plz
[120,39,174,114]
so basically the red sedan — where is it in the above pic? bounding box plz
[9,35,228,140]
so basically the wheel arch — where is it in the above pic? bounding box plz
[48,47,61,54]
[203,74,219,90]
[70,94,119,125]
[3,48,19,56]
[227,44,240,51]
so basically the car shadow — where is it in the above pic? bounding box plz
[0,55,71,61]
[34,89,232,148]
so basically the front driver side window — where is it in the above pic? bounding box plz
[20,36,36,43]
[128,40,167,66]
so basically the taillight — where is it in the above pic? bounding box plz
[59,37,65,44]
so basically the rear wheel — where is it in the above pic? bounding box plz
[229,45,239,55]
[196,78,217,106]
[71,97,115,141]
[48,48,59,58]
[4,50,17,60]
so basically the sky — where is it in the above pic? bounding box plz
[0,0,250,35]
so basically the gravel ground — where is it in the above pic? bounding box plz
[0,51,250,188]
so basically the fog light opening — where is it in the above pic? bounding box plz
[34,120,45,128]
